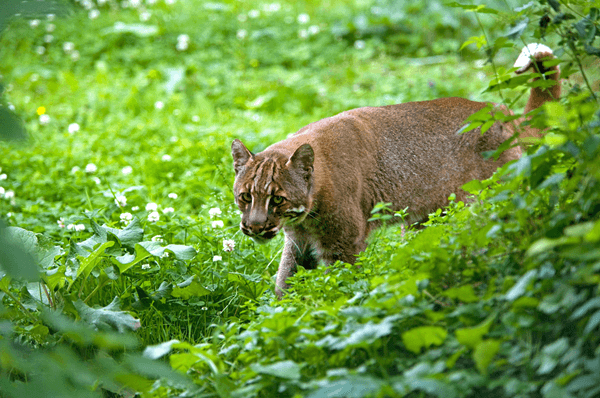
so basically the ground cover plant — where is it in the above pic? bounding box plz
[1,0,599,396]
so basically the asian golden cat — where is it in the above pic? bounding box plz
[231,44,561,298]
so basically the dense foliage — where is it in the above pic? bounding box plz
[1,0,599,396]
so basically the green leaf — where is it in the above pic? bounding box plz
[0,107,26,141]
[462,179,486,194]
[504,18,529,40]
[138,241,197,261]
[455,315,495,349]
[324,315,399,350]
[401,326,447,354]
[251,360,302,380]
[583,310,600,335]
[441,285,479,303]
[74,297,141,333]
[114,243,152,273]
[473,339,500,374]
[143,339,180,359]
[171,275,210,299]
[307,376,384,398]
[0,224,39,281]
[76,241,114,280]
[103,218,144,248]
[505,269,536,301]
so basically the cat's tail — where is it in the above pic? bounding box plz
[513,43,561,139]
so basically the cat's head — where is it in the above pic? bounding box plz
[231,139,314,243]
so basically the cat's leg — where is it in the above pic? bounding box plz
[275,230,318,298]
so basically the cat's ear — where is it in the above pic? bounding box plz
[231,139,253,175]
[288,144,314,179]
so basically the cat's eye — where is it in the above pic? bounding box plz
[239,192,252,203]
[271,195,285,205]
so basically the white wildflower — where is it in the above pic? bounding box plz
[213,255,222,262]
[191,115,200,122]
[36,46,46,55]
[68,123,80,134]
[298,29,308,39]
[129,0,141,8]
[165,0,175,4]
[248,9,260,18]
[212,220,224,228]
[71,50,80,61]
[177,34,189,43]
[163,207,174,214]
[85,163,97,173]
[161,154,172,162]
[39,114,50,124]
[209,207,222,217]
[354,40,366,50]
[0,174,6,180]
[92,177,101,185]
[115,194,127,207]
[308,25,320,35]
[264,3,281,12]
[223,239,235,252]
[30,19,40,28]
[151,235,163,242]
[67,223,86,232]
[89,9,100,19]
[145,202,158,211]
[297,13,310,24]
[141,263,150,270]
[154,101,164,110]
[236,29,247,40]
[120,212,133,224]
[148,211,160,222]
[132,206,140,211]
[121,165,133,175]
[43,34,53,43]
[140,11,151,21]
[4,190,14,199]
[176,41,188,51]
[168,192,178,199]
[71,166,80,173]
[0,187,4,196]
[46,23,55,32]
[57,218,65,228]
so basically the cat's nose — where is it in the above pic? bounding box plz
[247,222,266,235]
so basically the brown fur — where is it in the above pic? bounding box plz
[231,46,561,298]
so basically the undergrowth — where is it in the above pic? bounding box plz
[0,0,599,397]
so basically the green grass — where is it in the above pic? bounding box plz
[0,0,500,343]
[1,0,600,397]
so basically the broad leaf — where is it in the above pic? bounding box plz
[401,326,447,354]
[251,360,302,380]
[473,339,500,374]
[171,275,210,299]
[74,297,141,333]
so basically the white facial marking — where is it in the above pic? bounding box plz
[286,205,306,214]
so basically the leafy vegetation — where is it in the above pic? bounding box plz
[1,0,599,396]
